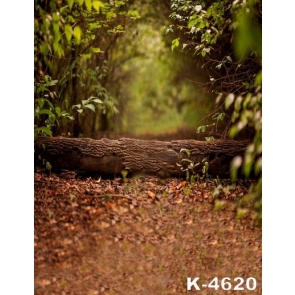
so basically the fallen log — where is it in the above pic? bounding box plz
[34,137,249,178]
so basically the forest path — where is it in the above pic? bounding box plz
[34,173,261,295]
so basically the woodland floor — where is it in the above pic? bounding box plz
[34,172,262,295]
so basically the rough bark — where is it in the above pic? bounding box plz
[35,137,249,178]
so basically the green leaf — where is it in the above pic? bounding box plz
[233,10,262,61]
[60,5,69,14]
[65,24,72,42]
[171,38,180,51]
[167,149,180,158]
[55,107,61,116]
[85,0,92,11]
[234,96,243,112]
[92,0,104,12]
[49,92,55,100]
[230,156,242,182]
[225,93,235,109]
[49,80,58,86]
[72,104,81,109]
[76,0,84,5]
[37,99,44,109]
[73,26,82,44]
[214,200,227,211]
[46,161,52,171]
[229,125,238,138]
[84,104,96,112]
[106,11,115,20]
[34,127,52,136]
[92,98,103,104]
[61,112,74,120]
[217,113,225,121]
[52,12,60,22]
[115,0,125,6]
[53,42,64,57]
[243,154,253,178]
[236,208,249,219]
[69,194,76,201]
[127,10,140,19]
[205,136,215,141]
[89,22,102,30]
[47,210,54,218]
[44,99,54,109]
[181,159,193,164]
[80,53,91,59]
[91,47,104,53]
[180,148,190,156]
[67,0,74,9]
[255,70,262,86]
[255,157,262,175]
[37,109,55,116]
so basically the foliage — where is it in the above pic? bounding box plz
[196,111,226,139]
[169,148,210,183]
[34,0,140,59]
[72,96,103,113]
[34,0,140,136]
[103,1,217,137]
[34,75,74,137]
[167,0,262,225]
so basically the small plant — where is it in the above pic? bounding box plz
[36,152,52,176]
[236,208,249,220]
[183,186,191,197]
[123,186,130,194]
[69,194,76,202]
[168,148,210,182]
[196,123,215,135]
[202,161,210,178]
[214,200,227,211]
[34,76,74,138]
[196,111,226,139]
[210,177,234,201]
[103,194,110,202]
[45,161,52,172]
[121,168,131,182]
[211,184,223,200]
[162,190,167,198]
[48,211,54,218]
[72,96,103,114]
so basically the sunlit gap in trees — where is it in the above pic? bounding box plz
[119,23,214,138]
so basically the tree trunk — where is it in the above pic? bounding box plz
[35,137,249,178]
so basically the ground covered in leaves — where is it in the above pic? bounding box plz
[34,172,261,295]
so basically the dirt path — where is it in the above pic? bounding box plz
[34,173,262,295]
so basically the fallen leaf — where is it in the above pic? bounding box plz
[177,181,187,190]
[147,190,156,199]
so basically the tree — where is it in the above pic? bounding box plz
[34,0,140,137]
[166,0,262,224]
